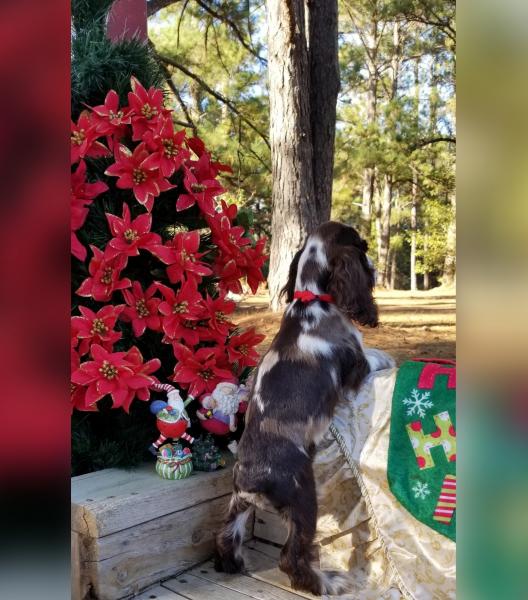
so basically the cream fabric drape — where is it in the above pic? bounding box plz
[313,369,456,600]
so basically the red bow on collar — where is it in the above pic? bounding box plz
[293,290,334,303]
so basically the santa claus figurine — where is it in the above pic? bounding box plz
[197,381,250,435]
[149,385,194,455]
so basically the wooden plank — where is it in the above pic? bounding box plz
[71,455,234,537]
[134,584,187,599]
[185,559,306,600]
[86,494,250,599]
[71,531,81,600]
[164,573,256,600]
[246,539,281,559]
[242,542,318,599]
[254,509,287,545]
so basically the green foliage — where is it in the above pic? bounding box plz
[149,3,271,236]
[71,0,193,475]
[71,30,164,119]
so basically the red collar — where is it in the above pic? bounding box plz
[293,290,334,303]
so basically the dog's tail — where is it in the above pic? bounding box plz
[214,492,253,574]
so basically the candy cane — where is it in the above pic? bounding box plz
[150,382,195,407]
[433,474,456,524]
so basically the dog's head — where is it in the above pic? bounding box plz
[281,221,378,327]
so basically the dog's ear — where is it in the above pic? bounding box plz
[327,246,378,327]
[280,248,304,303]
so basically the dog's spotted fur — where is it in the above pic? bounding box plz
[215,222,393,595]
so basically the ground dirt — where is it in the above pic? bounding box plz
[233,287,456,366]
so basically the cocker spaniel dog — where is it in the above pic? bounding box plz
[215,221,394,596]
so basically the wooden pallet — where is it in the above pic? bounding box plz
[71,454,251,600]
[134,540,317,600]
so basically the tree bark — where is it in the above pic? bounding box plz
[377,174,392,287]
[267,0,318,310]
[307,0,340,224]
[410,169,418,292]
[360,17,379,239]
[376,21,400,287]
[266,0,339,310]
[442,194,456,286]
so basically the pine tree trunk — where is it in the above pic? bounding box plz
[360,18,379,239]
[410,170,418,292]
[307,0,339,223]
[442,194,456,286]
[377,175,392,288]
[389,248,397,289]
[267,0,318,310]
[266,0,339,310]
[423,229,430,290]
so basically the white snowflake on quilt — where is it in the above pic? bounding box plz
[403,388,433,418]
[412,481,431,500]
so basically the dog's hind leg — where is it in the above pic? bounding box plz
[278,470,323,596]
[214,492,253,574]
[278,467,353,597]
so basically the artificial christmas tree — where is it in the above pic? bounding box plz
[71,1,266,475]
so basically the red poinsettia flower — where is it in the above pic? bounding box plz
[127,76,171,140]
[214,258,244,295]
[158,280,206,346]
[90,89,131,147]
[172,343,237,397]
[105,203,161,260]
[113,346,161,412]
[186,138,233,175]
[207,211,251,267]
[71,111,109,164]
[77,246,131,302]
[226,328,265,369]
[142,116,189,178]
[177,164,225,216]
[151,230,212,285]
[121,281,162,337]
[71,348,95,412]
[71,344,138,408]
[200,294,236,342]
[243,238,268,294]
[105,143,174,211]
[71,304,124,356]
[71,160,109,261]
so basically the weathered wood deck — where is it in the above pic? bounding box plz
[134,540,317,600]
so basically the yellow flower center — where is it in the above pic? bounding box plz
[141,103,158,119]
[91,318,108,335]
[108,110,123,120]
[216,311,227,323]
[100,267,113,285]
[136,299,150,317]
[191,183,206,193]
[162,138,177,157]
[124,228,139,242]
[99,360,118,379]
[133,168,147,184]
[183,320,197,330]
[173,301,188,314]
[71,129,85,145]
[200,368,213,381]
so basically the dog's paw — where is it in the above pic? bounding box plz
[213,551,244,574]
[320,570,353,596]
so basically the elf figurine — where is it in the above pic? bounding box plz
[149,383,194,455]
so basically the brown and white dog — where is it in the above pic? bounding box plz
[214,221,394,596]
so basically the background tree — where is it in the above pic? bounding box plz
[147,0,456,292]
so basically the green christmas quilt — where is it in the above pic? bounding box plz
[387,359,456,541]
